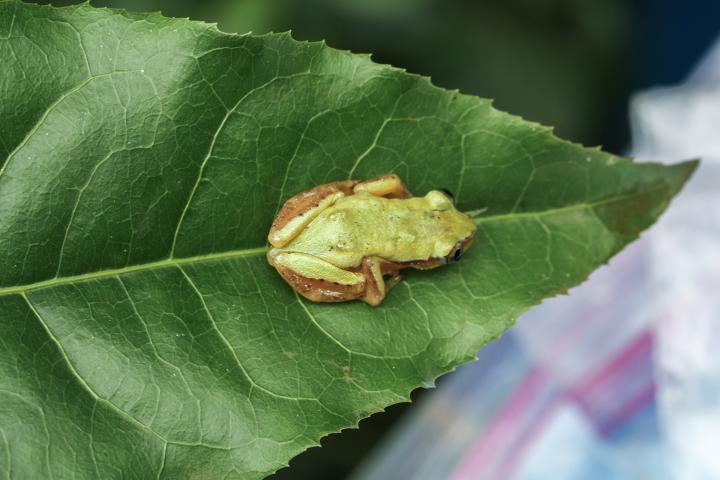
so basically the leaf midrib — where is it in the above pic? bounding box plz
[0,246,268,297]
[0,190,650,297]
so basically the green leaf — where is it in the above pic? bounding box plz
[0,1,695,478]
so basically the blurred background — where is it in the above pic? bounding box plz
[43,1,720,478]
[43,0,720,154]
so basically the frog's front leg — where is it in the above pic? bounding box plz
[269,180,357,248]
[352,174,412,199]
[360,256,395,306]
[267,251,367,303]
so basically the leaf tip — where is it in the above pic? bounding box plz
[667,157,700,194]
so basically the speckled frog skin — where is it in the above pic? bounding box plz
[267,174,476,306]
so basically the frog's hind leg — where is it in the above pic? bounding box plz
[268,180,357,248]
[269,252,399,306]
[268,251,367,303]
[353,174,412,199]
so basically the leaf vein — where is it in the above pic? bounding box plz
[177,265,315,402]
[20,292,171,445]
[0,70,143,179]
[169,72,313,257]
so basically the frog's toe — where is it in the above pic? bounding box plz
[385,273,403,291]
[353,174,412,199]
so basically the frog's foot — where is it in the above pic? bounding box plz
[267,250,367,303]
[269,180,358,248]
[384,272,403,291]
[352,174,412,199]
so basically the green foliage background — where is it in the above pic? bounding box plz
[1,1,695,479]
[42,0,633,151]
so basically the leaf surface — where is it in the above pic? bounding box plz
[0,2,695,478]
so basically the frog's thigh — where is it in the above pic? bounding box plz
[269,251,366,302]
[353,174,412,199]
[268,180,358,247]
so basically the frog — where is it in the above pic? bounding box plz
[266,174,477,306]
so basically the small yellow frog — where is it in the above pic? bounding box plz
[267,174,476,306]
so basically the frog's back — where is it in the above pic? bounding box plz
[285,192,470,268]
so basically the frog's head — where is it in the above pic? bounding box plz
[425,189,477,262]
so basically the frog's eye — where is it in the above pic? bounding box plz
[446,241,463,263]
[438,188,455,204]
